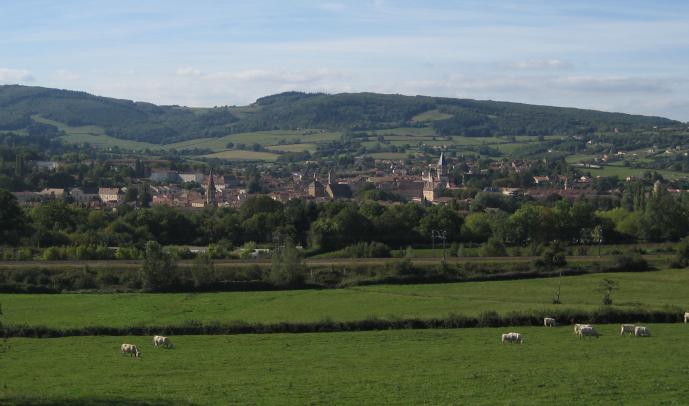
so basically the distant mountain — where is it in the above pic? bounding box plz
[0,85,679,144]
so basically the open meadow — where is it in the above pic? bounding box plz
[2,268,688,329]
[1,325,688,405]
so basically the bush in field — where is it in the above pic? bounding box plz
[536,243,567,269]
[140,241,178,292]
[115,245,141,260]
[42,247,64,260]
[611,253,648,272]
[479,238,506,257]
[208,240,234,259]
[239,242,257,259]
[166,246,195,260]
[674,237,689,267]
[341,241,391,258]
[267,239,304,287]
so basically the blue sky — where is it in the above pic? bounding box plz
[1,0,688,120]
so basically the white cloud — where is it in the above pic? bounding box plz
[176,67,202,76]
[505,59,571,70]
[0,67,34,82]
[205,68,347,85]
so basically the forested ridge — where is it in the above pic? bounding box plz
[0,85,679,144]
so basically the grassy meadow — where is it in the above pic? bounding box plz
[3,268,688,329]
[2,325,688,405]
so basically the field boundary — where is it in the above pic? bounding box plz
[4,307,684,338]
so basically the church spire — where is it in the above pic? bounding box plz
[206,169,217,206]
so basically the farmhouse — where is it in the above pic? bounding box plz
[98,187,124,205]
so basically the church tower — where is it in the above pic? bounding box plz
[206,169,217,207]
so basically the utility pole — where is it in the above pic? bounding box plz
[432,229,448,262]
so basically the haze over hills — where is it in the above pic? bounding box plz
[0,84,680,145]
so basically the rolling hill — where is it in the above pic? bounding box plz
[0,85,680,145]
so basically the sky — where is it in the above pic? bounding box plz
[1,0,688,121]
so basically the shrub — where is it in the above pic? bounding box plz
[537,243,567,269]
[610,253,648,272]
[341,241,391,258]
[479,238,507,257]
[675,237,689,267]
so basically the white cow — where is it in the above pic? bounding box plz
[620,324,635,335]
[501,332,523,344]
[634,326,651,337]
[573,324,591,335]
[543,317,556,327]
[578,326,600,339]
[684,312,689,323]
[153,335,173,348]
[121,343,141,357]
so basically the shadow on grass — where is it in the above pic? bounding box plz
[0,397,196,406]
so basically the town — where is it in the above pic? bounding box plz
[3,1,689,404]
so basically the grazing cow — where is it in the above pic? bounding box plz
[578,326,600,339]
[684,312,689,323]
[153,335,173,348]
[121,343,141,357]
[543,317,556,327]
[620,324,635,335]
[634,326,651,337]
[501,332,523,344]
[574,324,591,335]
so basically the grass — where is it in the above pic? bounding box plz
[32,116,160,151]
[366,152,410,159]
[203,150,279,161]
[2,325,689,404]
[266,143,317,153]
[167,130,341,152]
[582,164,689,180]
[3,268,688,329]
[410,109,453,122]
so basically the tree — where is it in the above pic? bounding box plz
[597,278,619,305]
[139,241,177,292]
[138,189,152,208]
[124,186,139,203]
[0,188,28,245]
[191,252,216,289]
[268,239,304,287]
[675,237,689,267]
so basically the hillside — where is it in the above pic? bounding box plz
[0,85,680,144]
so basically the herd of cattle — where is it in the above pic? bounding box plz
[120,313,689,355]
[120,335,173,358]
[502,312,689,344]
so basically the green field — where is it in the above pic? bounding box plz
[2,325,688,404]
[3,269,688,329]
[32,116,161,151]
[410,109,453,122]
[266,143,317,153]
[582,164,689,180]
[203,150,280,161]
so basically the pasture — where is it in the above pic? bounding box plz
[3,269,688,329]
[203,150,279,161]
[2,325,688,404]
